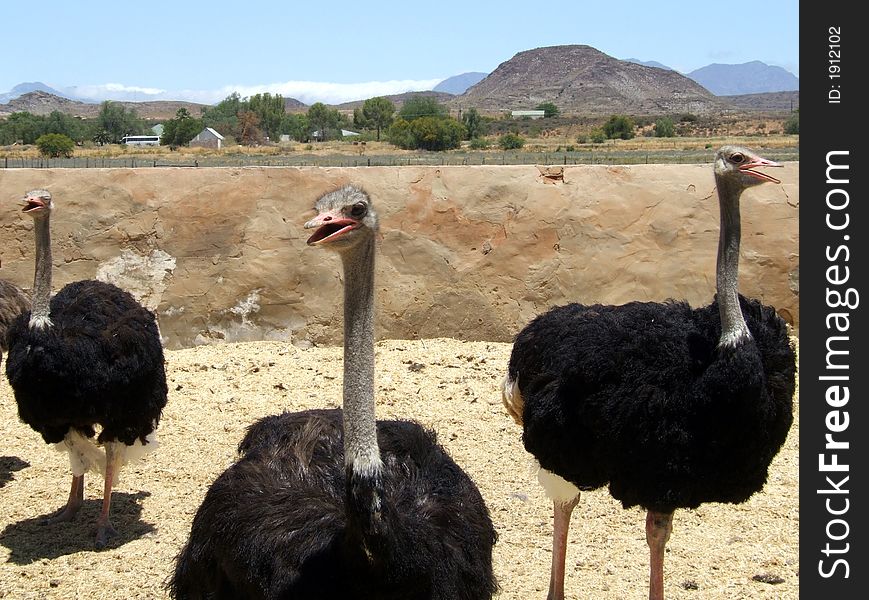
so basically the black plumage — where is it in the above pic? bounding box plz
[503,146,796,600]
[5,189,167,549]
[171,408,496,600]
[0,276,30,356]
[511,294,794,513]
[7,279,167,448]
[170,185,497,599]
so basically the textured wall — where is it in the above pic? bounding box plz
[0,163,799,349]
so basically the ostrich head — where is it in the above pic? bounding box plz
[21,189,53,220]
[304,185,378,253]
[713,145,782,190]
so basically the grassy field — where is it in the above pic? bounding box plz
[0,134,799,169]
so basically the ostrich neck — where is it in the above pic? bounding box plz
[30,217,53,329]
[340,238,383,476]
[716,178,749,346]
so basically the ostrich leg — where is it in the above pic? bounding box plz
[41,474,84,524]
[646,510,674,600]
[547,494,580,600]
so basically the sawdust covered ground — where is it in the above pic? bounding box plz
[0,338,798,599]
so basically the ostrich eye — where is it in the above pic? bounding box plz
[730,152,745,164]
[350,202,367,217]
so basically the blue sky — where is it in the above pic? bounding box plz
[4,0,798,105]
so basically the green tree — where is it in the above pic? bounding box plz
[590,128,606,143]
[280,113,310,142]
[386,116,465,150]
[202,92,242,138]
[784,109,799,134]
[461,107,487,139]
[245,93,285,141]
[654,117,675,137]
[2,111,45,144]
[536,102,560,118]
[92,130,112,146]
[602,115,636,140]
[398,96,447,121]
[498,132,525,150]
[307,102,341,141]
[160,108,204,147]
[361,97,395,141]
[43,111,87,141]
[411,116,465,150]
[97,101,146,143]
[36,133,75,158]
[386,118,413,148]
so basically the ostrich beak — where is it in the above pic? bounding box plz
[740,156,782,184]
[21,195,49,213]
[304,209,361,245]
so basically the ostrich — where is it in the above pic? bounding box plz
[169,185,497,600]
[5,189,168,549]
[0,273,30,355]
[502,146,796,600]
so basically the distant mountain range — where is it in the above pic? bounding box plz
[1,46,799,120]
[623,59,673,71]
[0,81,91,104]
[433,72,488,95]
[686,61,799,96]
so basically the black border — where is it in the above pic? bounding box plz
[799,6,867,597]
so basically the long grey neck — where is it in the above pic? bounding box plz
[340,236,383,476]
[716,178,750,347]
[30,217,54,329]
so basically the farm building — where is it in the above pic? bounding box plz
[189,127,225,149]
[511,110,545,119]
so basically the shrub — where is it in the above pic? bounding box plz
[498,132,525,150]
[36,133,75,158]
[469,137,489,150]
[654,117,675,138]
[387,116,466,150]
[602,115,635,140]
[784,111,799,134]
[589,128,606,144]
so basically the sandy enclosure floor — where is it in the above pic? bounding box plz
[0,338,798,600]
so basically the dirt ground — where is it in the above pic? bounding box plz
[0,337,798,600]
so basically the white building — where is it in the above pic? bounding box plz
[189,127,225,149]
[511,110,545,119]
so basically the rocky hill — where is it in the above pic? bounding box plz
[456,45,727,116]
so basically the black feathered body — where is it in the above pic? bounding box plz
[170,408,498,600]
[5,280,167,446]
[1,278,30,355]
[509,294,794,513]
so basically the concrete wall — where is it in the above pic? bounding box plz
[0,163,799,349]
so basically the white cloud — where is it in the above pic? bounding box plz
[62,78,444,105]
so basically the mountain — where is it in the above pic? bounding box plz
[686,61,799,96]
[0,90,209,120]
[433,72,487,95]
[335,90,455,112]
[623,59,673,71]
[0,81,87,104]
[458,45,724,116]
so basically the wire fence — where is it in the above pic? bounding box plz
[0,148,799,169]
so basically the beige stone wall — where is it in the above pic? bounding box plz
[0,163,798,349]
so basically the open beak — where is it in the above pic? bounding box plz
[21,195,49,213]
[740,156,782,184]
[304,209,360,246]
